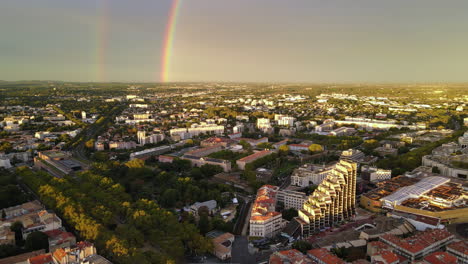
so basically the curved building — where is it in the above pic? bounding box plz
[297,160,357,237]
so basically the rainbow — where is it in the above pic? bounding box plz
[161,0,182,83]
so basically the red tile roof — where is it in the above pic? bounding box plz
[380,229,453,254]
[28,254,53,264]
[447,240,468,255]
[307,248,345,264]
[378,250,399,264]
[238,150,272,163]
[423,251,457,264]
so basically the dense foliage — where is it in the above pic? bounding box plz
[19,167,213,264]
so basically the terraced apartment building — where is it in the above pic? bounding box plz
[296,159,357,237]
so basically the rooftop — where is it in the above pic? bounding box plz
[447,240,468,255]
[307,248,345,264]
[423,251,457,264]
[238,150,272,163]
[380,229,454,254]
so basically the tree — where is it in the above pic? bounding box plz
[282,208,298,221]
[331,247,349,260]
[200,164,223,178]
[85,139,95,150]
[10,221,24,246]
[239,140,251,150]
[25,231,49,251]
[279,145,289,155]
[308,144,324,153]
[125,159,145,169]
[198,214,212,235]
[292,240,312,254]
[161,189,179,208]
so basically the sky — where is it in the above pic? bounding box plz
[1,0,468,83]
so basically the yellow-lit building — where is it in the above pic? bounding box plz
[297,160,357,237]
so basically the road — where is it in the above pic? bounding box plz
[69,103,126,163]
[231,236,255,264]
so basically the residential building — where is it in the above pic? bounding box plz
[329,126,356,136]
[158,155,174,163]
[206,231,235,261]
[360,166,392,183]
[446,240,468,264]
[44,229,76,253]
[315,122,334,132]
[307,248,346,264]
[291,164,336,187]
[340,149,365,163]
[190,200,217,218]
[185,144,223,157]
[423,251,457,264]
[181,155,231,172]
[289,144,310,152]
[272,139,289,149]
[275,115,296,127]
[1,200,44,219]
[236,150,273,170]
[459,132,468,148]
[375,144,398,157]
[379,229,454,261]
[277,190,307,210]
[236,137,269,147]
[257,118,272,130]
[28,253,54,264]
[249,185,284,238]
[0,250,46,264]
[297,160,357,237]
[200,137,233,147]
[269,249,314,264]
[137,131,165,145]
[108,141,137,150]
[370,250,400,264]
[188,124,225,136]
[0,224,15,245]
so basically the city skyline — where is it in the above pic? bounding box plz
[2,0,468,83]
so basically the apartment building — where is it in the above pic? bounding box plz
[289,144,310,152]
[236,150,273,170]
[137,131,165,145]
[340,148,365,163]
[307,248,346,264]
[249,185,284,238]
[182,155,232,172]
[447,240,468,264]
[361,166,392,183]
[277,190,307,210]
[291,164,335,187]
[297,160,357,237]
[379,229,454,261]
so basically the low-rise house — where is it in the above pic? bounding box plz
[446,240,468,264]
[190,200,217,218]
[269,249,314,264]
[236,150,273,170]
[44,229,76,253]
[206,231,235,260]
[422,251,457,264]
[307,248,346,264]
[379,229,454,261]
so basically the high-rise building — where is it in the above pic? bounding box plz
[296,160,357,237]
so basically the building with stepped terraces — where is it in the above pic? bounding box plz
[296,159,357,237]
